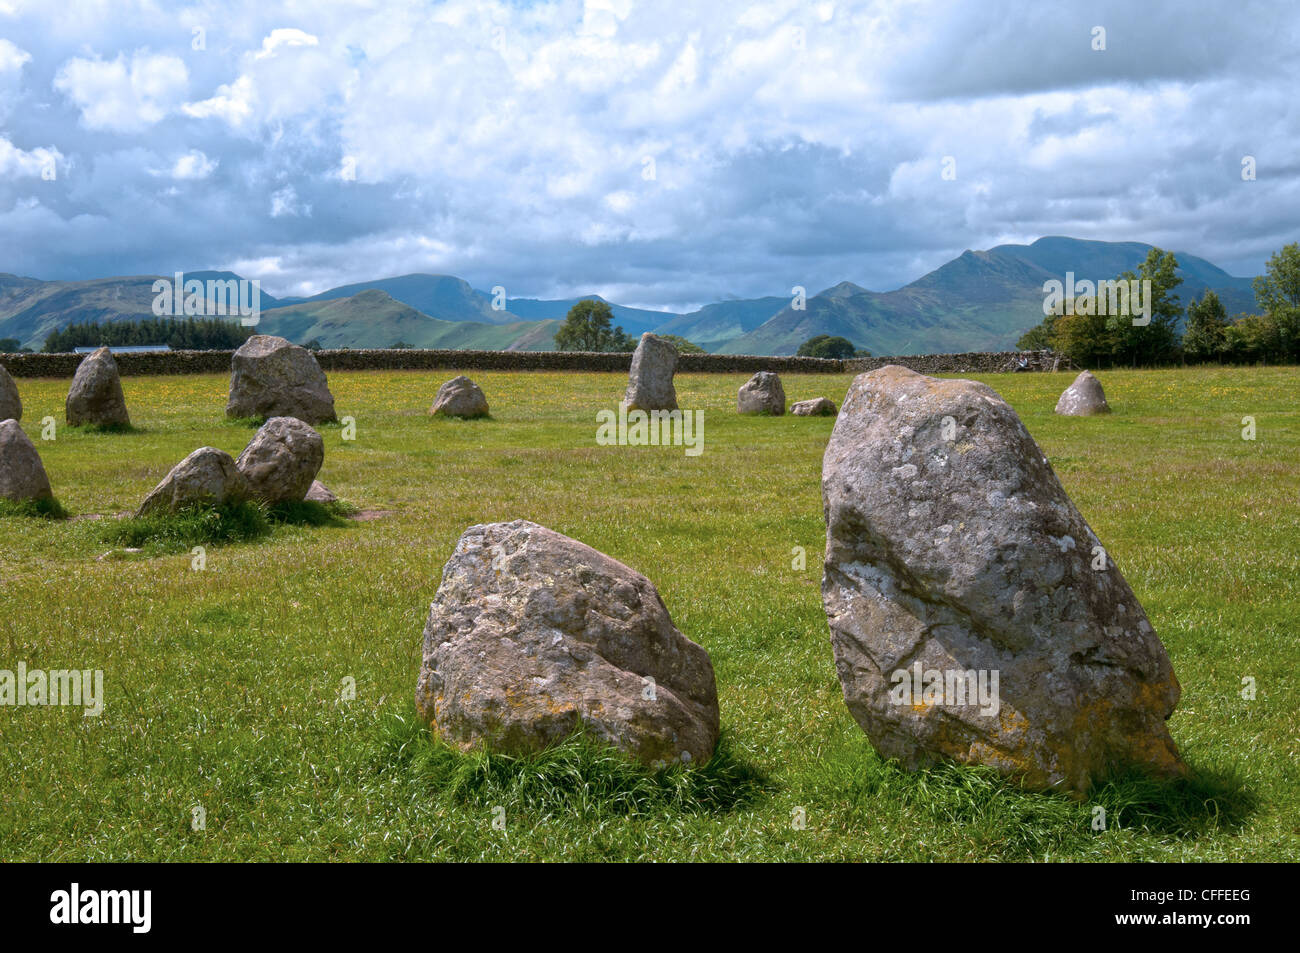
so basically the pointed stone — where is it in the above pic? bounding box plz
[822,365,1184,793]
[1055,370,1111,416]
[66,347,130,427]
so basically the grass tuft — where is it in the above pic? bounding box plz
[373,710,770,817]
[99,497,355,553]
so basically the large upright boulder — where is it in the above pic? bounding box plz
[226,335,337,424]
[737,371,785,415]
[623,333,678,412]
[137,447,248,517]
[821,365,1184,793]
[235,416,324,503]
[66,347,130,428]
[0,365,20,423]
[430,376,489,418]
[0,419,52,501]
[415,520,720,767]
[1055,371,1111,416]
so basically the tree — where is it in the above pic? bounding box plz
[553,300,636,352]
[0,338,20,352]
[43,317,254,352]
[1224,312,1283,364]
[797,334,861,359]
[1182,289,1228,363]
[1252,242,1300,361]
[1052,305,1112,368]
[390,340,414,349]
[1106,248,1181,367]
[1015,312,1057,351]
[302,339,324,351]
[657,334,705,353]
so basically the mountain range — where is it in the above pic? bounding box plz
[0,237,1260,355]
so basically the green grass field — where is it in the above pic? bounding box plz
[1,366,1296,861]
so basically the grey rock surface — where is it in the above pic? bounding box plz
[430,375,489,418]
[624,333,678,412]
[737,371,786,414]
[822,364,1184,792]
[415,519,720,766]
[137,447,248,516]
[235,416,324,503]
[226,335,337,424]
[1055,371,1111,416]
[66,347,130,427]
[0,419,52,501]
[791,397,837,416]
[0,365,20,423]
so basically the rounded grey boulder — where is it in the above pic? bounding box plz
[235,416,324,503]
[226,335,337,424]
[737,371,785,415]
[822,365,1184,793]
[430,376,489,418]
[791,397,837,417]
[624,333,678,411]
[1055,370,1111,416]
[415,519,720,767]
[0,419,52,501]
[137,447,249,517]
[0,365,20,423]
[66,347,130,427]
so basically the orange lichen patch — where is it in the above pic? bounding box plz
[1065,677,1187,778]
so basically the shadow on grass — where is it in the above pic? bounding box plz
[224,417,346,429]
[373,709,770,817]
[222,416,265,430]
[65,422,143,435]
[868,756,1254,855]
[0,496,69,520]
[99,497,356,555]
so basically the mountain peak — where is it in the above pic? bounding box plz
[820,280,868,298]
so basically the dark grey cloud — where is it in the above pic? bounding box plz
[0,0,1295,308]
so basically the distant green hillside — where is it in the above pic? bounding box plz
[0,272,281,350]
[1,237,1263,355]
[286,273,512,325]
[653,297,789,351]
[721,237,1260,356]
[258,289,560,350]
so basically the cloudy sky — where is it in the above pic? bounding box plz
[0,0,1296,309]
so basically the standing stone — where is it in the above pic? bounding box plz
[235,416,324,503]
[0,365,20,423]
[737,371,786,415]
[822,365,1184,793]
[226,335,337,424]
[430,376,489,418]
[0,419,52,501]
[415,519,720,766]
[791,397,837,417]
[624,333,678,411]
[305,480,337,504]
[1055,371,1111,416]
[66,347,130,427]
[137,447,248,516]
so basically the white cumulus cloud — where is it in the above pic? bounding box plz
[53,50,188,132]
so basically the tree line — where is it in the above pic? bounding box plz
[1016,243,1300,367]
[43,317,256,353]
